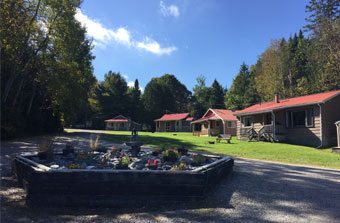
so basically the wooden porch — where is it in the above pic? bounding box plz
[240,124,286,142]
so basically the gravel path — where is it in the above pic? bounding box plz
[1,131,340,223]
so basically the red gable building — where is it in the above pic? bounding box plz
[155,113,193,132]
[105,115,141,131]
[234,90,340,147]
[191,109,237,136]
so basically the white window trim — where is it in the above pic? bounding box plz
[286,108,314,128]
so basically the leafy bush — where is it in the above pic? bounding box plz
[171,162,188,171]
[192,154,205,166]
[162,149,179,162]
[116,156,131,169]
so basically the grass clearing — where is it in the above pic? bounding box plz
[75,130,340,170]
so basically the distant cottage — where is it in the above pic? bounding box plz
[191,108,237,136]
[155,113,193,132]
[105,115,141,131]
[234,90,340,147]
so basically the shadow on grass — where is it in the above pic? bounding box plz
[101,133,197,150]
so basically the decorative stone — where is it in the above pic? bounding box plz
[179,155,193,165]
[50,164,59,169]
[86,166,96,169]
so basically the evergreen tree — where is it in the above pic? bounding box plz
[96,71,130,120]
[305,0,340,90]
[225,63,259,109]
[209,79,226,109]
[129,79,142,122]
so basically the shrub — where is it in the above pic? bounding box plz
[171,162,188,171]
[116,156,131,169]
[162,149,179,162]
[192,154,205,166]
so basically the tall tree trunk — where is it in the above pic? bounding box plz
[27,84,36,115]
[3,0,41,103]
[12,78,25,107]
[288,69,293,97]
[2,74,16,103]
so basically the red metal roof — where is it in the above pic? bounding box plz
[155,113,190,121]
[234,90,340,116]
[191,113,219,123]
[105,115,129,122]
[105,119,128,122]
[191,109,237,123]
[185,117,194,121]
[211,109,237,121]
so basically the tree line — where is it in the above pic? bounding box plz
[226,0,340,109]
[1,0,339,138]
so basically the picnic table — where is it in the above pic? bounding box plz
[216,134,232,143]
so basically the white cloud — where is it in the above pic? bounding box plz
[136,37,177,55]
[75,9,177,55]
[160,1,179,18]
[128,81,144,92]
[127,81,134,87]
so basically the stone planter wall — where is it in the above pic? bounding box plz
[12,154,234,207]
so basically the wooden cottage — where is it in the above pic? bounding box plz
[155,113,193,132]
[234,90,340,147]
[191,109,237,136]
[105,115,141,131]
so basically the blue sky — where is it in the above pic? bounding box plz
[76,0,310,91]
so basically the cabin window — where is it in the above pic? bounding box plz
[306,109,313,127]
[166,122,171,130]
[264,113,272,125]
[176,121,180,126]
[243,117,252,127]
[227,121,236,128]
[286,108,314,128]
[203,122,208,128]
[156,122,160,128]
[120,123,125,127]
[216,121,220,127]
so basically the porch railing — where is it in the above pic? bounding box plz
[240,124,285,140]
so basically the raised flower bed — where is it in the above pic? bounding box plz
[12,145,234,207]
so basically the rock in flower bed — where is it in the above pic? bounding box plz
[30,144,218,171]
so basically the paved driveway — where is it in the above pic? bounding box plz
[1,131,340,223]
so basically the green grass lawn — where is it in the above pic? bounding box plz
[71,130,340,170]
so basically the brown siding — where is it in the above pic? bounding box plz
[321,95,340,147]
[224,121,236,136]
[280,105,321,147]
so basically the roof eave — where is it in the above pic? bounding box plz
[234,101,326,116]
